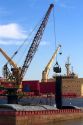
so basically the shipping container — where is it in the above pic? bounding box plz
[22,80,40,95]
[40,82,55,94]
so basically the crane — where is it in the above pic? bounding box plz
[0,48,18,68]
[19,4,54,82]
[2,4,54,86]
[0,48,21,83]
[0,4,54,104]
[41,45,61,82]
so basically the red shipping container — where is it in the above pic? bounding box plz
[22,80,40,95]
[40,82,55,94]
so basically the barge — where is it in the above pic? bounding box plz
[0,104,83,125]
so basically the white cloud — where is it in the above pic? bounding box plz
[0,40,25,45]
[53,0,59,5]
[0,39,49,46]
[0,23,49,46]
[0,23,27,39]
[40,40,50,46]
[59,3,75,9]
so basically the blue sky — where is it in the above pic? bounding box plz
[0,0,83,80]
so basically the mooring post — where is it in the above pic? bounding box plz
[55,76,62,109]
[7,88,18,104]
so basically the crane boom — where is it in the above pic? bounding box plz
[42,45,61,82]
[0,48,20,82]
[20,4,54,81]
[0,48,18,68]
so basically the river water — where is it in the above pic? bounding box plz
[42,119,83,125]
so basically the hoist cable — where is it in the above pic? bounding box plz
[14,13,46,58]
[5,15,45,66]
[53,7,57,63]
[17,14,47,65]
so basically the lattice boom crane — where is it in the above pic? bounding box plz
[20,4,54,82]
[1,4,54,87]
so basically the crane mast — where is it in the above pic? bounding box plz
[65,57,71,76]
[42,45,61,82]
[20,4,54,81]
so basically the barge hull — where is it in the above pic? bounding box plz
[0,109,83,125]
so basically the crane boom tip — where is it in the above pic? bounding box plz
[50,4,54,8]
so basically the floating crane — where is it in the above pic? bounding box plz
[2,4,54,88]
[42,45,61,82]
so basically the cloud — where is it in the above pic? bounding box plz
[0,39,49,47]
[0,23,27,40]
[59,3,75,9]
[0,23,50,46]
[0,40,26,45]
[40,40,50,46]
[0,23,49,46]
[53,0,59,5]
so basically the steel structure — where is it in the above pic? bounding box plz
[42,45,61,82]
[20,4,54,81]
[0,48,19,81]
[2,4,54,85]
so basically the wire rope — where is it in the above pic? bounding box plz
[5,13,46,67]
[53,7,58,63]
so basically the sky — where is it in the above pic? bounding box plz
[0,0,83,81]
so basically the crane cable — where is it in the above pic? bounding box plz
[5,15,46,66]
[53,7,57,63]
[17,13,48,65]
[6,23,40,64]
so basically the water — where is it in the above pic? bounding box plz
[24,119,83,125]
[0,97,83,107]
[4,119,83,125]
[40,119,83,125]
